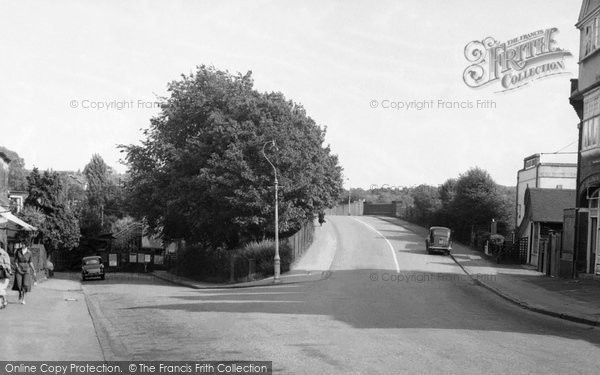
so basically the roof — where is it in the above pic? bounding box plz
[524,188,576,223]
[429,226,450,231]
[82,255,102,260]
[579,0,600,24]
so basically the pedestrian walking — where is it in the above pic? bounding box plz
[0,243,11,309]
[318,212,326,227]
[45,258,54,278]
[12,245,36,305]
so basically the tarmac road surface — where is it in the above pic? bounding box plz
[17,216,600,374]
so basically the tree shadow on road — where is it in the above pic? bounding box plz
[123,268,600,348]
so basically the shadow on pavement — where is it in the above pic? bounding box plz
[53,271,179,287]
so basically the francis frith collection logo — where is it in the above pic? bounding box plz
[463,28,572,92]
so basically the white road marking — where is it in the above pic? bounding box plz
[353,218,400,273]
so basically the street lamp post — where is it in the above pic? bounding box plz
[346,178,351,215]
[263,140,280,282]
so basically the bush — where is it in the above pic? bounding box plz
[177,244,230,281]
[176,239,293,282]
[233,239,292,279]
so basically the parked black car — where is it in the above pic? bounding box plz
[425,227,452,255]
[81,256,105,281]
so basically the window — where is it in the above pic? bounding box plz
[596,18,600,49]
[590,189,599,221]
[9,196,23,213]
[583,16,600,57]
[586,24,593,55]
[583,117,600,149]
[432,228,450,236]
[583,89,600,150]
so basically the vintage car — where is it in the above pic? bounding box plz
[81,256,105,281]
[425,226,452,255]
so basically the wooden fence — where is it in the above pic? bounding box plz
[286,221,315,263]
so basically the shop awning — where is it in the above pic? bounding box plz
[0,208,37,232]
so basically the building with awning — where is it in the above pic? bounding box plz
[0,150,36,250]
[0,208,37,231]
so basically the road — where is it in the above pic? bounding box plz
[82,216,600,374]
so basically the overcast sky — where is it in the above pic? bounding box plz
[0,0,583,189]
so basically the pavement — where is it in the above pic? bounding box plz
[0,273,105,360]
[379,216,600,327]
[153,215,600,327]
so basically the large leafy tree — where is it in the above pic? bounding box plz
[80,154,125,237]
[448,167,506,240]
[411,184,442,224]
[122,65,343,248]
[22,168,80,253]
[84,154,111,208]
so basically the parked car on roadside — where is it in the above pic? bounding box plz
[81,256,105,281]
[425,226,452,255]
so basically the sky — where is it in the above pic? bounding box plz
[0,0,584,189]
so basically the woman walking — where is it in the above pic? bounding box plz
[12,245,36,305]
[0,243,11,308]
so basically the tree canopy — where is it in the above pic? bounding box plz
[447,167,506,239]
[404,167,514,241]
[80,154,126,238]
[122,66,343,248]
[21,168,80,252]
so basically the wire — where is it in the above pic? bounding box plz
[546,139,578,154]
